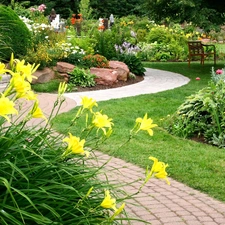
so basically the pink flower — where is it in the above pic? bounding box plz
[196,77,200,80]
[30,7,36,12]
[216,69,223,75]
[38,4,46,12]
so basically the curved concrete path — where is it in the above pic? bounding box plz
[27,69,225,224]
[63,68,190,105]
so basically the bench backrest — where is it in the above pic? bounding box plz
[188,41,204,55]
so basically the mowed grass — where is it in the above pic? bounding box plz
[52,61,225,202]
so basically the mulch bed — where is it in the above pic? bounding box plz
[76,75,144,92]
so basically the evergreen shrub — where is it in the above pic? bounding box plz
[0,5,31,61]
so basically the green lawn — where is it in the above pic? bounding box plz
[52,61,225,202]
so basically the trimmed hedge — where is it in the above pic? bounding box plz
[0,5,31,61]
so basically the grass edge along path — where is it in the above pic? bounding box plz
[52,61,225,203]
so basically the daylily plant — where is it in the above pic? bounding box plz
[0,54,170,223]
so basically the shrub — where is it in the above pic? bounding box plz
[114,42,145,76]
[62,52,86,67]
[0,5,31,61]
[69,33,96,54]
[136,29,147,42]
[82,54,109,68]
[92,29,118,59]
[115,53,146,76]
[166,67,225,148]
[68,67,96,87]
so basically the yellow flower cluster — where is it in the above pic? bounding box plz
[120,20,134,27]
[62,96,114,158]
[0,54,49,123]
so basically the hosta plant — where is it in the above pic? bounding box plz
[166,67,225,148]
[68,67,96,88]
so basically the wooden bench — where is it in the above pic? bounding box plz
[188,41,216,66]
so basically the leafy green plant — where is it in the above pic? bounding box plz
[92,29,118,59]
[68,67,96,87]
[0,58,128,224]
[63,52,86,66]
[115,53,146,76]
[166,67,225,147]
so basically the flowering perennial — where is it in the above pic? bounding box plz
[63,132,89,157]
[135,113,158,136]
[0,53,170,223]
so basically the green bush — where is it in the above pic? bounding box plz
[0,5,31,61]
[115,53,146,76]
[92,29,118,59]
[166,67,225,148]
[63,52,86,67]
[68,67,96,87]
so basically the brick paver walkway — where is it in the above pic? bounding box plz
[15,68,225,224]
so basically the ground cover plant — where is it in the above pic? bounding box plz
[53,61,225,202]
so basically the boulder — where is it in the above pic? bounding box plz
[32,67,55,84]
[90,67,118,85]
[109,61,129,81]
[56,62,75,73]
[58,73,70,82]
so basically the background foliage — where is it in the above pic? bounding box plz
[1,0,224,31]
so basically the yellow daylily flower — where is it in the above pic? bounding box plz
[22,63,39,83]
[81,96,98,112]
[21,90,37,100]
[30,101,47,121]
[0,62,10,74]
[0,95,18,122]
[147,157,170,185]
[32,106,47,120]
[92,112,113,135]
[100,190,117,211]
[63,133,89,157]
[15,59,39,82]
[135,113,157,136]
[10,73,31,97]
[111,203,125,220]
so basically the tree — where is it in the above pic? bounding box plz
[142,0,225,31]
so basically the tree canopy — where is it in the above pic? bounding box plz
[143,0,225,31]
[1,0,224,30]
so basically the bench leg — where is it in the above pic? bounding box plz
[201,55,204,65]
